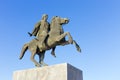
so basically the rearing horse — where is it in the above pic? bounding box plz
[19,16,81,67]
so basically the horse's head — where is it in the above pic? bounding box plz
[51,16,69,25]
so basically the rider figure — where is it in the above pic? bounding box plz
[29,14,49,44]
[28,14,56,57]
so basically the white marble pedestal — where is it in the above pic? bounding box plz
[13,63,83,80]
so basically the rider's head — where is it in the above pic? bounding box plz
[42,14,48,21]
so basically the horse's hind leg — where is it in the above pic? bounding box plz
[51,47,56,57]
[39,51,48,66]
[56,32,73,44]
[30,50,41,67]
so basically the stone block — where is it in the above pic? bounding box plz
[13,63,83,80]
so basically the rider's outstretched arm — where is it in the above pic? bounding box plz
[28,21,41,37]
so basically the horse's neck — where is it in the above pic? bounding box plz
[49,24,64,38]
[51,22,62,30]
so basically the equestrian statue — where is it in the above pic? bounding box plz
[19,14,81,67]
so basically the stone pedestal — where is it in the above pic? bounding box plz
[13,63,83,80]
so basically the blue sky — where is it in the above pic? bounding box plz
[0,0,120,80]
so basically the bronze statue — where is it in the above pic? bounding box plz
[28,14,56,57]
[19,16,81,67]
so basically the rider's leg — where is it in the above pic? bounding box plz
[36,31,48,51]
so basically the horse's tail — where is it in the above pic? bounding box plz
[19,43,28,60]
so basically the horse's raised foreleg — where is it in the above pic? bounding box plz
[56,32,73,44]
[59,41,69,46]
[60,40,81,52]
[73,40,81,52]
[39,51,48,66]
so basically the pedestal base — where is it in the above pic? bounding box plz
[13,63,83,80]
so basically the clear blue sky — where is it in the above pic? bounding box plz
[0,0,120,80]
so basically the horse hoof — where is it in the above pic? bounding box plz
[52,54,56,58]
[44,64,48,66]
[42,64,48,67]
[35,64,41,67]
[53,55,56,58]
[77,48,81,52]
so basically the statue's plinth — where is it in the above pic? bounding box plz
[13,63,83,80]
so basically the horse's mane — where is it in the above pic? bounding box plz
[50,16,58,27]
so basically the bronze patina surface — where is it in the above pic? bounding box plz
[19,15,81,67]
